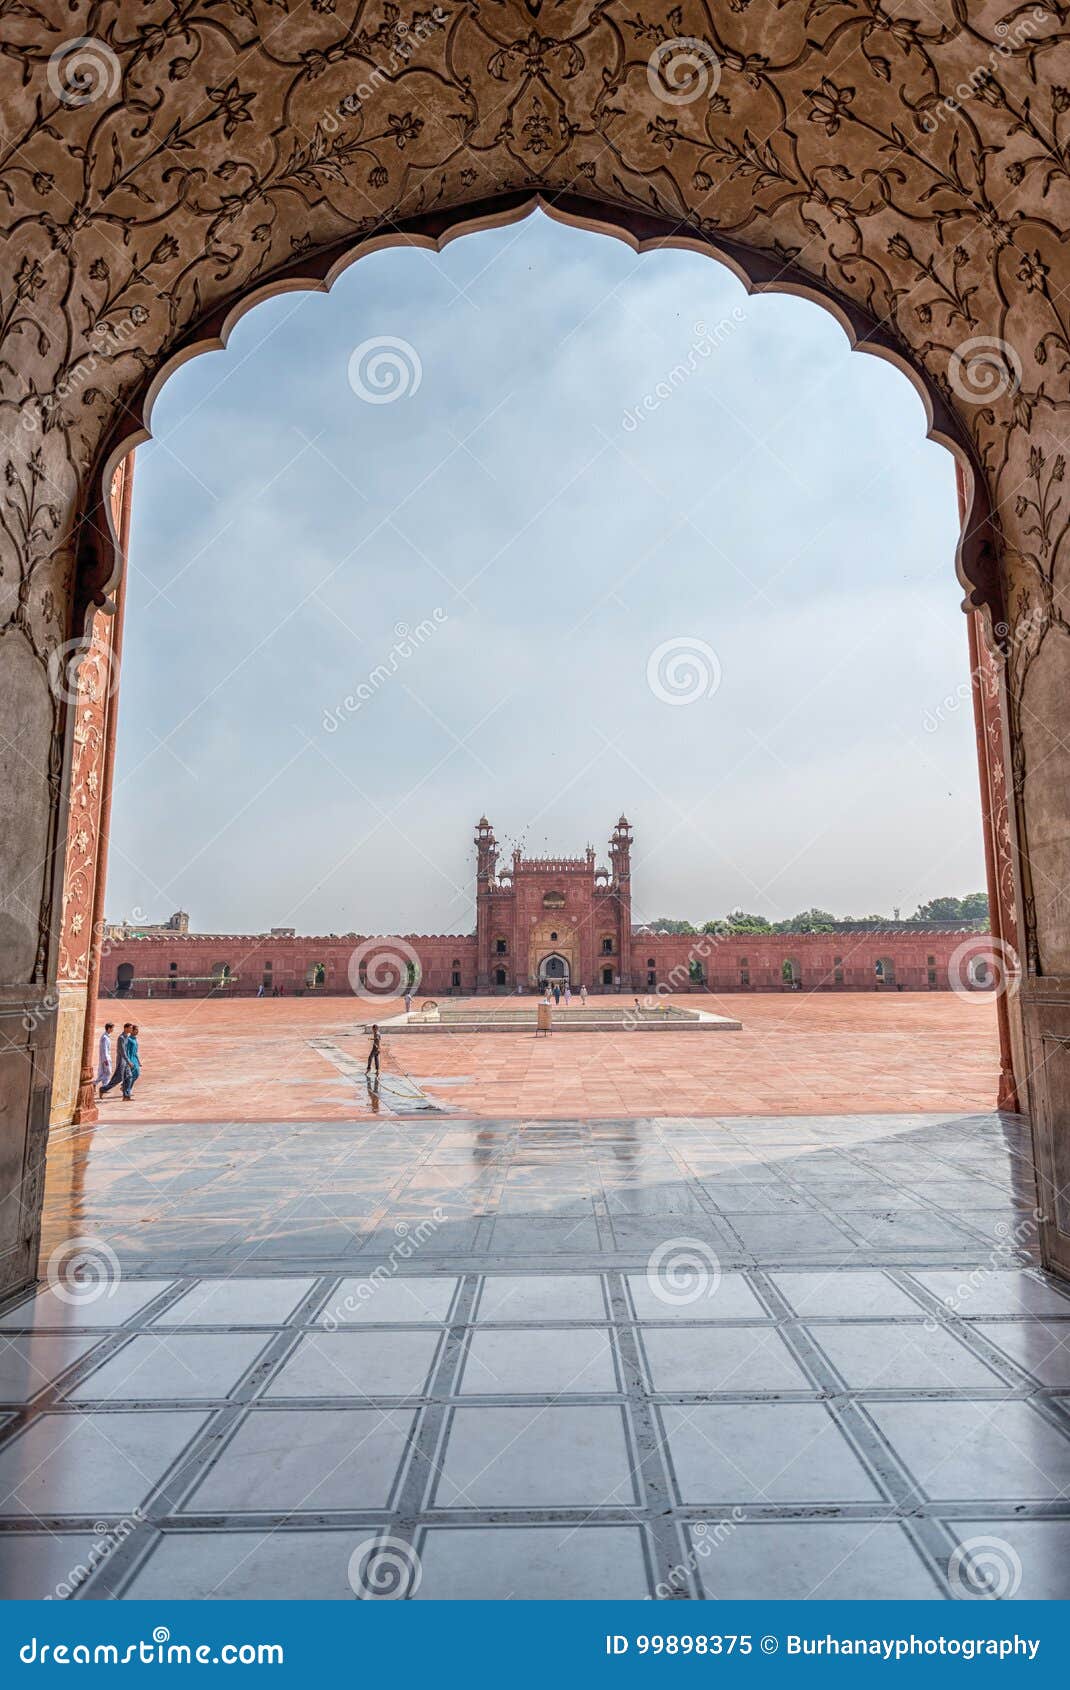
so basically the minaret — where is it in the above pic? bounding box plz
[610,815,632,883]
[475,816,497,990]
[475,815,498,885]
[610,815,634,992]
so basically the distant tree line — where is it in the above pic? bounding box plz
[642,894,989,936]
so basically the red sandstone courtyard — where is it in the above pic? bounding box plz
[90,993,1000,1122]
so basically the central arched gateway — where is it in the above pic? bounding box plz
[539,954,571,987]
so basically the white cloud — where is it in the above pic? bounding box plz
[107,214,982,935]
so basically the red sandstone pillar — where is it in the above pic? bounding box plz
[610,817,634,992]
[957,463,1020,1114]
[71,455,135,1125]
[474,818,497,992]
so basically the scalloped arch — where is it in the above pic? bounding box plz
[76,190,1000,638]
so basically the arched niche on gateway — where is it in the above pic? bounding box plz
[73,192,1002,648]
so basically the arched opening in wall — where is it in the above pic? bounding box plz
[115,963,134,997]
[969,955,993,990]
[875,956,896,989]
[9,4,1069,1592]
[306,962,326,990]
[540,955,570,986]
[66,206,1006,1140]
[359,952,409,996]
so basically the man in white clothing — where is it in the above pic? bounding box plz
[96,1022,115,1094]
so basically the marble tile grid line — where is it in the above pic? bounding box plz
[6,1109,1068,1600]
[40,1110,1045,1273]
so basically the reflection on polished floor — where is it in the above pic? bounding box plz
[5,1109,1069,1599]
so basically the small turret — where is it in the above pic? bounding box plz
[475,816,498,883]
[610,815,633,884]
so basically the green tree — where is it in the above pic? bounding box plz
[715,911,773,933]
[648,917,697,934]
[774,908,838,933]
[914,896,967,921]
[960,891,990,922]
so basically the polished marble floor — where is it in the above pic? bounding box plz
[7,1108,1069,1599]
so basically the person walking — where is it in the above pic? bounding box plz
[404,990,412,1016]
[552,983,561,1006]
[96,1022,115,1095]
[100,1024,132,1097]
[366,1024,382,1080]
[564,984,571,1008]
[121,1025,141,1100]
[580,983,588,1007]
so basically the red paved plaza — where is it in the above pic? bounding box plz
[89,993,1000,1121]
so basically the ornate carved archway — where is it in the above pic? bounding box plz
[530,916,577,988]
[539,953,571,985]
[3,1,1070,1289]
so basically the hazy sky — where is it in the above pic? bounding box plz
[106,210,983,938]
